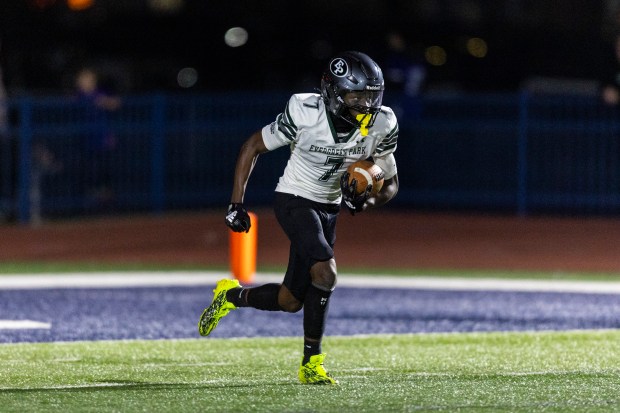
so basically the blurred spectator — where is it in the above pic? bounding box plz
[382,31,427,119]
[0,43,15,222]
[601,32,620,105]
[74,67,121,208]
[29,140,63,226]
[0,61,6,139]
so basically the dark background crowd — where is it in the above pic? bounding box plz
[2,0,620,98]
[4,0,620,223]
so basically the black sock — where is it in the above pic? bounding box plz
[225,287,248,307]
[303,338,322,364]
[227,283,281,311]
[302,284,332,363]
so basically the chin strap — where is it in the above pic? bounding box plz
[356,113,371,136]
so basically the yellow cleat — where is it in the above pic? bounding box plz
[298,353,338,385]
[198,278,240,336]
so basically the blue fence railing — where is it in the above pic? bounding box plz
[399,92,620,215]
[1,91,620,224]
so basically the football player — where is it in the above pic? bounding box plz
[199,51,399,384]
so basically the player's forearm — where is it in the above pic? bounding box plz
[230,131,268,203]
[230,159,256,204]
[367,175,399,209]
[230,148,259,203]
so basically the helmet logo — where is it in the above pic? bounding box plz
[330,58,348,77]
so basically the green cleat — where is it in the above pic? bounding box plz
[298,353,339,385]
[198,278,241,336]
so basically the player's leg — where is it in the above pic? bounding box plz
[273,192,340,384]
[297,258,337,384]
[199,279,300,337]
[303,258,336,359]
[223,241,303,312]
[223,280,302,312]
[198,277,242,336]
[198,193,305,337]
[300,207,338,385]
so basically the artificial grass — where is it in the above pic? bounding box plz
[1,330,619,412]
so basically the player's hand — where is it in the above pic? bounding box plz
[340,171,371,215]
[225,203,251,232]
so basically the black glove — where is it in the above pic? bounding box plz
[340,171,371,215]
[225,203,251,232]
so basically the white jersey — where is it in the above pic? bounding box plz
[261,93,399,204]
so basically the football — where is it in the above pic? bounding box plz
[346,160,385,196]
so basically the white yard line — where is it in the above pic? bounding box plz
[0,271,619,294]
[0,320,51,329]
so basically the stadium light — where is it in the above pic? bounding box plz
[224,27,249,48]
[425,45,447,66]
[67,0,94,11]
[466,37,488,58]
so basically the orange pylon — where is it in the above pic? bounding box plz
[229,212,257,284]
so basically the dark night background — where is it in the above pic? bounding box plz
[0,0,619,99]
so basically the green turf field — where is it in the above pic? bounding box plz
[1,330,619,412]
[1,265,619,411]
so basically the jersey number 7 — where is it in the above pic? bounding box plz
[319,156,345,182]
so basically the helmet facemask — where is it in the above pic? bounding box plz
[320,51,385,136]
[338,90,384,134]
